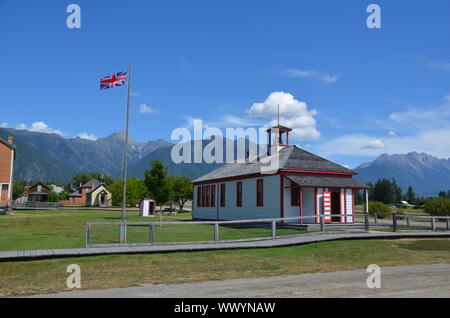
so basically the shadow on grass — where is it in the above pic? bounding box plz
[399,240,450,251]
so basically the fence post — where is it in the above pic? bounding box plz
[86,223,91,248]
[406,216,410,228]
[320,215,325,233]
[374,213,378,224]
[119,223,127,244]
[446,217,450,231]
[272,220,277,239]
[150,223,155,244]
[214,223,219,242]
[364,213,369,232]
[431,218,436,232]
[392,213,397,232]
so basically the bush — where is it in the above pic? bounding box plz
[368,201,392,219]
[424,198,450,216]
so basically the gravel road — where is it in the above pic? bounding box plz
[32,263,450,298]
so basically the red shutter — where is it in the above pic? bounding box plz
[323,192,332,224]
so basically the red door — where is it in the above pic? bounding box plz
[323,192,332,224]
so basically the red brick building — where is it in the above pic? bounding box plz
[0,136,16,207]
[65,179,112,207]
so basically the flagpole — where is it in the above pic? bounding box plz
[122,65,132,226]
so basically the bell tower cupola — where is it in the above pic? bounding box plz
[267,105,292,155]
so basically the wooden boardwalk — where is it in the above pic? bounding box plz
[1,231,449,262]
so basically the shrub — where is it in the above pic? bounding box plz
[368,201,392,219]
[424,198,450,216]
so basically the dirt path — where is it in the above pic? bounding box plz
[33,263,450,298]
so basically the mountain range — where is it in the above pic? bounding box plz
[2,127,450,196]
[354,152,450,196]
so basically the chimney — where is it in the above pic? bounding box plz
[7,136,13,145]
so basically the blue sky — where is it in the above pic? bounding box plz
[1,0,450,168]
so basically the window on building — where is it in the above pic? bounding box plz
[220,184,226,207]
[1,184,8,191]
[291,185,300,206]
[206,186,210,207]
[211,185,216,207]
[202,186,206,207]
[197,187,202,207]
[256,179,264,207]
[236,181,243,207]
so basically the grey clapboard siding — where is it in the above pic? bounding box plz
[194,175,280,220]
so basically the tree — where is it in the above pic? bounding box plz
[392,179,403,204]
[144,160,171,213]
[406,186,416,204]
[439,191,447,198]
[170,176,193,211]
[424,198,450,216]
[13,181,26,200]
[372,179,394,204]
[48,186,60,202]
[110,178,148,207]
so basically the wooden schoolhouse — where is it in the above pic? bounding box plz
[192,124,368,224]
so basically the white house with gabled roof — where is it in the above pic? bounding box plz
[191,124,368,224]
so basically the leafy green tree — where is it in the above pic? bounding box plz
[48,186,59,202]
[368,201,392,219]
[145,160,171,213]
[170,176,193,211]
[424,198,450,216]
[110,178,148,207]
[13,181,26,200]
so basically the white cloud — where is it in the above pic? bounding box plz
[317,128,450,159]
[183,116,209,129]
[363,139,385,149]
[220,115,260,127]
[15,122,65,136]
[77,133,98,141]
[247,91,321,141]
[318,134,387,157]
[138,104,156,114]
[0,123,8,128]
[388,130,396,136]
[282,69,341,84]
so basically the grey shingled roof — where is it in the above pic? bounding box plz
[285,175,368,189]
[81,179,101,189]
[192,146,358,184]
[69,191,82,197]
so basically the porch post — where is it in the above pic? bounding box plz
[365,189,369,214]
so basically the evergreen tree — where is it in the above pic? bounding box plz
[406,186,416,204]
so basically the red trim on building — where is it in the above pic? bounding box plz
[279,170,357,176]
[344,188,348,224]
[300,187,303,225]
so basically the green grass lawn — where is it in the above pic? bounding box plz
[0,210,303,251]
[0,238,449,297]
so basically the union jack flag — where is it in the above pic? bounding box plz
[100,71,128,90]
